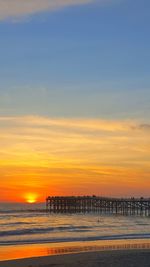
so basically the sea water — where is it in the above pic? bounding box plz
[0,202,150,246]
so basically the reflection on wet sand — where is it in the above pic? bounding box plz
[47,242,150,255]
[1,239,150,261]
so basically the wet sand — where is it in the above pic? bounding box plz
[1,249,150,267]
[1,239,150,267]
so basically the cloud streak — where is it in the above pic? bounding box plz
[0,0,91,21]
[0,0,119,21]
[0,115,150,169]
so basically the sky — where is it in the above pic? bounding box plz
[0,0,150,202]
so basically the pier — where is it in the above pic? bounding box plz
[46,196,150,216]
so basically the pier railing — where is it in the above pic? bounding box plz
[46,196,150,216]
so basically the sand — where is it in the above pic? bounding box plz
[1,240,150,267]
[1,249,150,267]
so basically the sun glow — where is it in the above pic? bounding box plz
[24,193,38,204]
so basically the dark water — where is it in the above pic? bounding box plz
[0,203,150,246]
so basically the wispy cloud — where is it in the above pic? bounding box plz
[139,124,150,131]
[0,0,118,21]
[0,0,91,21]
[0,116,150,169]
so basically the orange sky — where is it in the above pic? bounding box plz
[0,116,150,202]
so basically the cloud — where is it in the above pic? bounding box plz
[139,124,150,131]
[0,115,132,132]
[0,0,91,21]
[0,0,119,21]
[0,116,149,167]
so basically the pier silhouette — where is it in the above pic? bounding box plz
[46,196,150,216]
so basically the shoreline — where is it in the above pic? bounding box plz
[1,249,150,267]
[0,239,150,266]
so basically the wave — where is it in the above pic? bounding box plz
[0,225,91,237]
[0,222,31,226]
[0,209,46,215]
[1,233,150,246]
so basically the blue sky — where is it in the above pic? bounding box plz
[0,0,150,119]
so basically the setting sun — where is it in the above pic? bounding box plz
[24,193,38,204]
[27,199,36,204]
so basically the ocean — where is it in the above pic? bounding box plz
[0,202,150,246]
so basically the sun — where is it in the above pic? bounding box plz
[27,198,36,204]
[24,193,38,204]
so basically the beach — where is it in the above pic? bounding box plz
[0,207,150,267]
[1,249,150,267]
[1,239,150,267]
